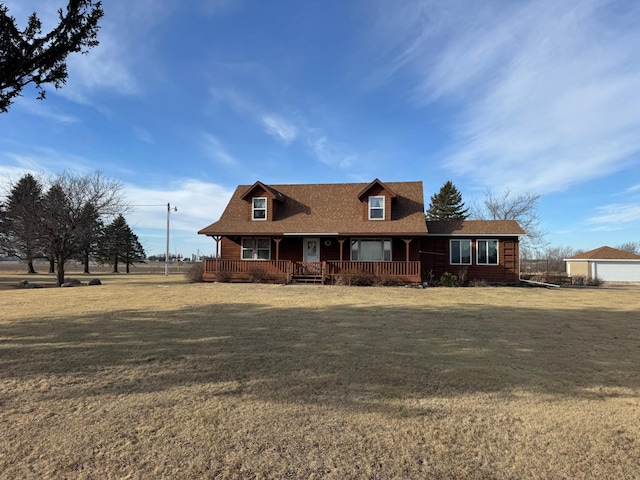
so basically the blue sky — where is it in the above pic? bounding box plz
[1,0,640,258]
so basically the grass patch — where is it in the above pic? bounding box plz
[1,270,639,478]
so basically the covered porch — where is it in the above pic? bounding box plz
[203,259,421,285]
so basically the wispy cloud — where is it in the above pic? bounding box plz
[211,86,355,166]
[211,86,299,144]
[262,115,298,144]
[202,133,237,165]
[587,203,640,229]
[366,0,640,194]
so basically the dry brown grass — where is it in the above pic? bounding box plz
[1,266,639,479]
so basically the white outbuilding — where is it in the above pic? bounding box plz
[565,246,640,282]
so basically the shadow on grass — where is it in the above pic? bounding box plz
[1,301,638,412]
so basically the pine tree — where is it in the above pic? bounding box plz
[0,173,45,273]
[97,215,145,273]
[426,181,469,220]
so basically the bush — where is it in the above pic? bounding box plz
[439,272,458,287]
[586,276,603,287]
[249,268,269,283]
[339,269,378,286]
[468,278,488,287]
[216,270,232,283]
[185,262,205,283]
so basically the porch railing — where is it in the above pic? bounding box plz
[203,259,420,284]
[326,260,420,278]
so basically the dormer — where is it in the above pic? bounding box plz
[357,179,397,221]
[241,181,285,221]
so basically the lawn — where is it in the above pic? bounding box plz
[1,269,639,478]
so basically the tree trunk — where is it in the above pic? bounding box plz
[83,251,90,274]
[49,257,55,274]
[126,252,130,273]
[56,256,65,286]
[113,255,119,273]
[27,259,36,274]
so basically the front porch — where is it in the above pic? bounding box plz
[203,259,421,285]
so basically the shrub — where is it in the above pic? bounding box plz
[216,270,232,283]
[339,269,378,286]
[468,278,488,287]
[586,276,603,287]
[249,268,269,283]
[185,262,205,283]
[439,272,458,287]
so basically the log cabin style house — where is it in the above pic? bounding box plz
[198,179,524,285]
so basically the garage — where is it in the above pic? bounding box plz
[565,246,640,283]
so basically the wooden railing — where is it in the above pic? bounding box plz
[204,259,291,275]
[203,259,421,284]
[326,261,420,277]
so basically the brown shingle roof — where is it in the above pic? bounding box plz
[566,246,640,260]
[198,181,428,236]
[426,220,524,236]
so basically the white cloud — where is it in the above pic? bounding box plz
[124,179,234,235]
[262,115,298,143]
[587,203,640,227]
[202,134,237,165]
[366,0,640,194]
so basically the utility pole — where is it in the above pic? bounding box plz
[165,203,177,276]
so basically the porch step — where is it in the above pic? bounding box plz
[291,275,325,285]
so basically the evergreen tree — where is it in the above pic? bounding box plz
[0,173,45,273]
[0,1,104,113]
[97,215,145,273]
[73,202,103,274]
[426,181,469,220]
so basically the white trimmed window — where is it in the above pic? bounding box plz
[252,197,267,220]
[368,196,385,220]
[450,239,472,265]
[351,238,392,261]
[477,240,498,265]
[241,237,271,260]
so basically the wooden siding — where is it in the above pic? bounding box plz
[420,237,520,283]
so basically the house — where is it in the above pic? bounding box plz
[198,179,524,285]
[565,246,640,282]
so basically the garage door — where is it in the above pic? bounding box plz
[593,261,640,282]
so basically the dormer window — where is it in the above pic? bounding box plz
[368,196,385,220]
[252,197,267,220]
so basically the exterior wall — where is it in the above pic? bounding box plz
[420,237,520,283]
[566,260,590,278]
[221,236,420,262]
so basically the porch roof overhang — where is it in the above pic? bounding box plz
[426,233,522,237]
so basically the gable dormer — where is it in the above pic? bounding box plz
[357,179,397,221]
[241,181,285,221]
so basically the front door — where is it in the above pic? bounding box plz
[303,238,321,263]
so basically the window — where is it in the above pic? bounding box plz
[477,240,498,265]
[252,197,267,220]
[450,239,471,265]
[351,239,392,261]
[368,196,385,220]
[241,238,271,260]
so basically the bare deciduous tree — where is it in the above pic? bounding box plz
[41,172,125,286]
[472,189,546,258]
[616,241,639,254]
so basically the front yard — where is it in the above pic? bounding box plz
[0,274,638,478]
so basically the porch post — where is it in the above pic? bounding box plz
[274,237,282,261]
[338,237,345,262]
[403,238,412,272]
[214,236,221,271]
